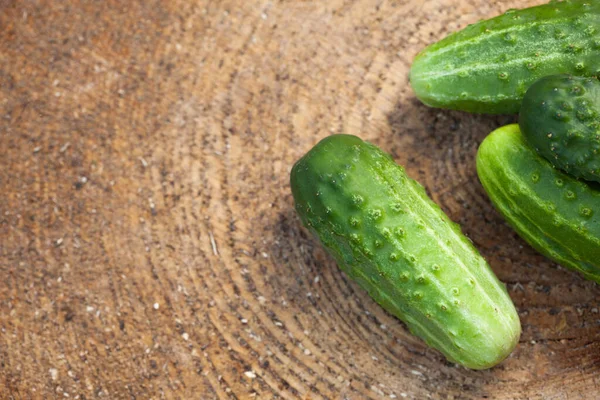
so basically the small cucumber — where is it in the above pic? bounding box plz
[291,134,521,370]
[410,0,600,114]
[520,74,600,182]
[477,124,600,283]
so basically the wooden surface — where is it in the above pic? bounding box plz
[2,0,600,398]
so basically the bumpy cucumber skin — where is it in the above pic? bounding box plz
[410,0,600,114]
[520,74,600,182]
[291,135,521,370]
[477,124,600,283]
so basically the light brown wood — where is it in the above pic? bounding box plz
[2,0,600,398]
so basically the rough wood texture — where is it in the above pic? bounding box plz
[2,0,600,398]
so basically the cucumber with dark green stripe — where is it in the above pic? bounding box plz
[410,0,600,114]
[291,134,521,370]
[477,124,600,282]
[520,74,600,183]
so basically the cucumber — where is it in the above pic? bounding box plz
[520,74,600,182]
[291,134,521,370]
[476,124,600,283]
[410,0,600,114]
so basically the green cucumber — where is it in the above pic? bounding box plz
[477,124,600,283]
[520,74,600,182]
[410,0,600,114]
[291,134,521,370]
